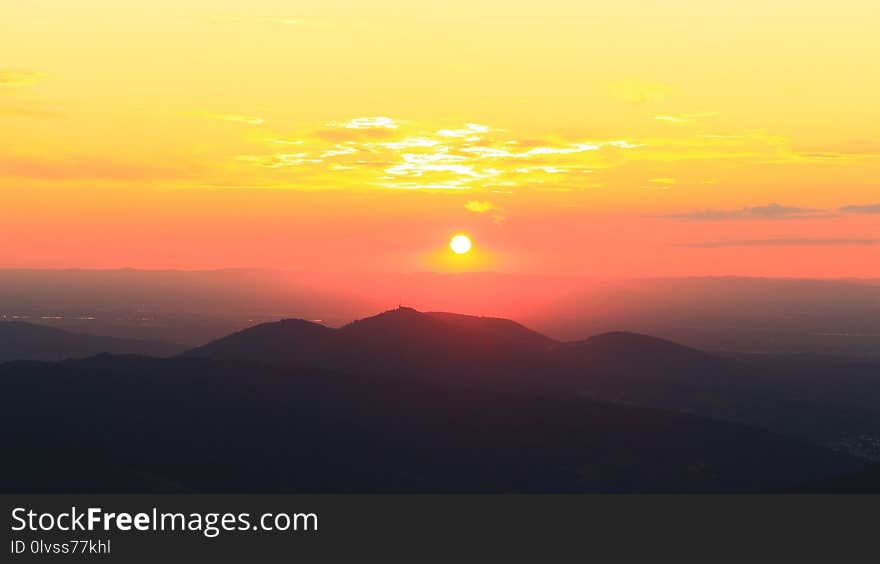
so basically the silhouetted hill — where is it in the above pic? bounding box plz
[561,331,726,376]
[0,321,183,362]
[559,330,742,404]
[559,332,880,456]
[0,354,863,493]
[183,318,333,365]
[6,307,878,492]
[568,331,709,362]
[184,309,880,462]
[426,311,557,348]
[187,311,710,375]
[185,307,554,383]
[336,307,476,358]
[185,310,734,396]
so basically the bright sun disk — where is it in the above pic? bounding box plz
[450,234,472,254]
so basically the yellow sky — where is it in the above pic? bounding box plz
[2,1,879,275]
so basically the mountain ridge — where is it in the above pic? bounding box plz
[0,352,864,493]
[182,306,690,386]
[0,320,184,362]
[178,307,880,463]
[184,306,681,363]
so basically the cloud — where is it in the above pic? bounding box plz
[240,114,861,192]
[265,137,304,146]
[657,203,826,221]
[0,70,46,88]
[235,153,320,168]
[437,123,490,138]
[660,202,880,222]
[464,200,495,213]
[232,115,880,193]
[315,117,400,142]
[328,117,399,130]
[654,112,716,124]
[230,116,670,191]
[840,203,880,214]
[464,200,505,224]
[285,120,583,188]
[684,238,880,248]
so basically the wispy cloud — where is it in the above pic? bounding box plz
[659,201,880,222]
[657,203,826,221]
[778,151,880,164]
[315,117,400,142]
[265,137,304,146]
[464,200,495,213]
[685,238,880,248]
[328,117,399,130]
[233,117,640,191]
[235,153,320,168]
[654,112,716,124]
[227,115,873,193]
[464,200,506,224]
[840,203,880,214]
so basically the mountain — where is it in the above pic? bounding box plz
[185,307,556,385]
[185,308,880,461]
[0,320,183,362]
[5,306,879,492]
[186,308,713,373]
[559,332,880,458]
[558,331,745,408]
[425,311,557,348]
[565,331,714,366]
[0,353,862,493]
[183,308,751,395]
[183,318,333,365]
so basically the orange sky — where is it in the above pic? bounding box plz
[2,1,879,277]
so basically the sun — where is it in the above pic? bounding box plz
[449,234,472,254]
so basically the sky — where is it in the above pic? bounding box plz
[2,0,879,277]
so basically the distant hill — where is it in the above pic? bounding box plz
[186,308,717,372]
[183,318,333,366]
[185,308,880,461]
[558,331,745,410]
[425,311,557,348]
[185,307,557,384]
[0,321,183,362]
[0,353,862,493]
[5,306,880,492]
